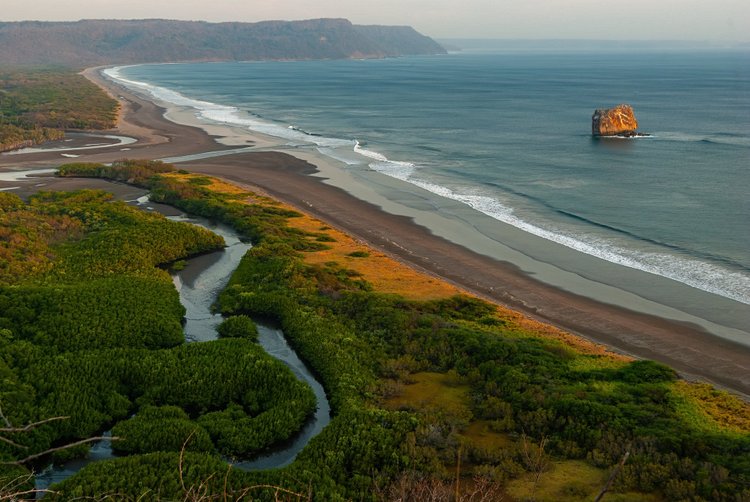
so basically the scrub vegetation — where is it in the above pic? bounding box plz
[0,69,118,152]
[28,159,749,501]
[0,185,315,500]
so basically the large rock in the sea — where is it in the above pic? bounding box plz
[592,104,639,136]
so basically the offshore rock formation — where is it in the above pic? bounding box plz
[592,104,639,136]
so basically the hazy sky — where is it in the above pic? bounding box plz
[3,0,749,42]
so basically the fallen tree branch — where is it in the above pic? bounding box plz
[0,402,11,428]
[2,435,120,465]
[595,450,630,502]
[0,435,27,449]
[0,471,57,500]
[0,415,69,433]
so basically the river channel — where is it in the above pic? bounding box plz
[35,213,330,491]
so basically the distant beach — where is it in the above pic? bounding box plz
[1,64,748,399]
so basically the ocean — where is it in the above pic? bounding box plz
[107,48,750,343]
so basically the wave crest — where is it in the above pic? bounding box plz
[104,67,353,150]
[105,66,749,306]
[358,147,749,305]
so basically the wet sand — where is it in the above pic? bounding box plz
[1,67,748,399]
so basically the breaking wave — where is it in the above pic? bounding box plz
[352,143,750,305]
[104,66,750,306]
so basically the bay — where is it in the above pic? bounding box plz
[114,48,750,343]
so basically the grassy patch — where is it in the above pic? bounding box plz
[506,460,661,502]
[285,212,463,300]
[384,371,471,414]
[567,354,630,373]
[163,172,255,200]
[670,381,750,435]
[459,420,513,451]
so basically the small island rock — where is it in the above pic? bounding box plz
[592,104,639,136]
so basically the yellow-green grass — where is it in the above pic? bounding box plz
[383,372,513,468]
[567,354,630,373]
[506,460,662,502]
[163,172,259,202]
[459,421,514,451]
[670,380,750,435]
[286,213,464,300]
[384,371,471,414]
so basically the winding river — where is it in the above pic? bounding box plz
[35,214,330,491]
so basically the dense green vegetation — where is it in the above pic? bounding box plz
[40,160,750,501]
[58,159,174,186]
[0,277,184,351]
[0,185,316,499]
[0,125,63,152]
[218,245,750,501]
[0,69,118,151]
[217,315,259,341]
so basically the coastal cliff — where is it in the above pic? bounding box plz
[592,104,639,136]
[0,18,446,67]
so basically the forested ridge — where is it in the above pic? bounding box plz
[31,160,750,501]
[0,69,118,152]
[0,19,446,67]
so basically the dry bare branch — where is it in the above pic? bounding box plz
[0,435,26,449]
[2,435,120,465]
[0,471,57,501]
[595,450,631,502]
[0,415,69,433]
[0,402,12,428]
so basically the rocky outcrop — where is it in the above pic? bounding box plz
[592,104,639,136]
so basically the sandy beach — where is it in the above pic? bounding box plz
[1,67,749,399]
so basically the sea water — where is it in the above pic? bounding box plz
[108,48,750,342]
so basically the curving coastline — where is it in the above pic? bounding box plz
[1,66,748,399]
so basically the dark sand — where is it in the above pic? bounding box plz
[1,67,748,399]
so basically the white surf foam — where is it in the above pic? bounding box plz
[315,147,361,166]
[355,141,416,178]
[104,66,749,306]
[358,144,749,305]
[105,67,354,151]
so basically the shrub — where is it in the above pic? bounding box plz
[216,315,258,341]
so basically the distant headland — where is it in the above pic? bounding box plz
[0,18,446,67]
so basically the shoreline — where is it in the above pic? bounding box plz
[2,66,749,399]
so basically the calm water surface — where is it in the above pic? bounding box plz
[112,49,750,341]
